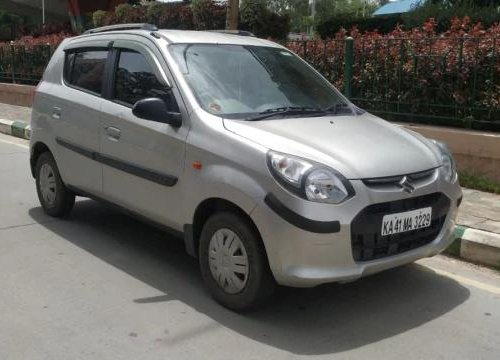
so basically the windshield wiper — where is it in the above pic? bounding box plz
[245,106,326,121]
[324,103,353,114]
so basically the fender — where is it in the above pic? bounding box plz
[183,163,267,218]
[181,164,268,257]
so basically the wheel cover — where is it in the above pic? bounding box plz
[208,228,249,294]
[39,163,56,206]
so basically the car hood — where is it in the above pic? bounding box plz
[223,113,441,179]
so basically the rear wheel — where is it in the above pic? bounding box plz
[35,152,75,217]
[199,212,275,311]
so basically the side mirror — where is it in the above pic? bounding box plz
[132,97,182,127]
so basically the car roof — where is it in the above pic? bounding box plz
[76,26,282,48]
[157,30,281,47]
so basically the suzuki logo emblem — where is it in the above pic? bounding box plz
[398,176,415,194]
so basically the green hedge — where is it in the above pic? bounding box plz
[317,15,404,38]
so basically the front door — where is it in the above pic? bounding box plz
[99,40,188,230]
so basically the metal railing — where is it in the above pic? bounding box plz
[287,36,500,132]
[0,44,54,85]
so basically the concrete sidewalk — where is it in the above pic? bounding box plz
[458,189,500,234]
[0,101,499,268]
[453,189,500,268]
[0,102,31,124]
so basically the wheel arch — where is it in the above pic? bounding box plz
[184,197,263,258]
[30,141,53,178]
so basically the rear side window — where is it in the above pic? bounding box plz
[63,52,75,82]
[114,49,177,110]
[65,49,108,95]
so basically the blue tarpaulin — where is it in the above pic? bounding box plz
[373,0,424,16]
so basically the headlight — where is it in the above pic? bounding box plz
[268,151,313,187]
[267,151,354,204]
[430,139,457,182]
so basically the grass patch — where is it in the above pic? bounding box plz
[459,171,500,194]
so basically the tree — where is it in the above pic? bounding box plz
[240,0,266,28]
[240,0,290,38]
[431,0,499,6]
[267,0,379,33]
[267,0,309,33]
[315,0,377,21]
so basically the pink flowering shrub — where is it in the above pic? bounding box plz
[287,18,500,130]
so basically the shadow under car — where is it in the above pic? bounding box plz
[29,199,470,355]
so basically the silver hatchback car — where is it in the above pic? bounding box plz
[30,24,462,310]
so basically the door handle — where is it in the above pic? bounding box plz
[105,126,121,141]
[52,106,61,119]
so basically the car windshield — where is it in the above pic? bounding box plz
[169,44,355,120]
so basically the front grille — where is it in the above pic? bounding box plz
[362,168,437,191]
[351,193,450,262]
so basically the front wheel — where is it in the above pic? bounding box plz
[199,212,275,311]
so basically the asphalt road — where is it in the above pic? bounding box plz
[1,132,499,360]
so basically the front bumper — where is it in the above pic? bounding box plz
[250,170,462,287]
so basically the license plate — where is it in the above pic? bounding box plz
[381,207,432,236]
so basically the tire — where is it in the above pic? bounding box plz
[35,152,75,217]
[199,212,276,311]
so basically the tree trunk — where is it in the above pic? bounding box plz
[225,0,239,30]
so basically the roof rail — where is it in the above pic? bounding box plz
[207,30,256,37]
[84,23,158,35]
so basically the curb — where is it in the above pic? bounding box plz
[445,225,500,269]
[0,118,30,140]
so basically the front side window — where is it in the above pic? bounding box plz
[66,50,108,94]
[169,44,353,119]
[114,49,177,110]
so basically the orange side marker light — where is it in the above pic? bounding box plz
[192,161,203,170]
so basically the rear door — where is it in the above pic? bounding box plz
[50,41,109,195]
[99,39,189,229]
